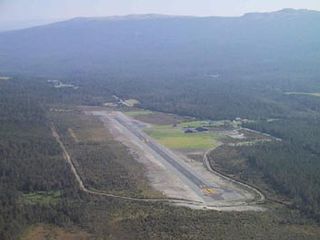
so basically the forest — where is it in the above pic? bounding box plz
[1,9,320,121]
[0,78,81,239]
[1,77,320,239]
[209,117,320,221]
[242,119,320,219]
[0,7,320,240]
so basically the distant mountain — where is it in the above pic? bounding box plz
[0,9,319,80]
[0,18,64,32]
[243,8,320,18]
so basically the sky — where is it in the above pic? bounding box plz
[0,0,320,23]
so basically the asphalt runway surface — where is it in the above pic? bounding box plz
[112,113,241,203]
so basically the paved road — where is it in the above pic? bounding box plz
[115,116,209,186]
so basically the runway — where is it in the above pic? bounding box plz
[114,114,223,200]
[88,110,262,209]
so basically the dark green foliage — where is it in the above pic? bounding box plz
[242,119,320,220]
[1,10,320,120]
[211,118,320,221]
[1,77,320,239]
[0,78,81,239]
[243,142,320,218]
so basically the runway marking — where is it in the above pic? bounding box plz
[201,187,216,195]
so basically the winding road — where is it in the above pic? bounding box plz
[51,110,265,210]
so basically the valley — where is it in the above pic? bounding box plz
[0,7,320,240]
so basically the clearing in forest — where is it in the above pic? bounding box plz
[144,124,219,150]
[22,224,91,240]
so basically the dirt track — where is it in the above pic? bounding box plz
[51,123,206,206]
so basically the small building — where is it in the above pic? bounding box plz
[184,129,194,134]
[195,127,209,132]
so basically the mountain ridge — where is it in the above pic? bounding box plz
[0,8,319,80]
[2,8,319,33]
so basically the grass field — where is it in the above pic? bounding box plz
[144,124,219,150]
[127,109,220,149]
[22,191,61,205]
[125,109,153,117]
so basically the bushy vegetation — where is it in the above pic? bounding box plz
[1,10,320,121]
[0,78,81,239]
[1,77,320,239]
[210,118,320,221]
[51,110,160,198]
[1,9,320,239]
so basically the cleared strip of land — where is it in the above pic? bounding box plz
[88,110,265,211]
[51,123,205,206]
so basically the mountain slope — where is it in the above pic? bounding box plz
[0,9,319,79]
[0,9,320,120]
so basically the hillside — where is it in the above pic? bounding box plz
[0,9,319,78]
[1,8,320,239]
[1,9,320,120]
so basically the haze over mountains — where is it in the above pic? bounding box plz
[0,9,320,120]
[3,4,320,239]
[0,18,63,32]
[0,8,319,79]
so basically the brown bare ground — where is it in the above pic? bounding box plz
[22,224,91,240]
[68,128,79,143]
[52,109,164,199]
[73,113,110,142]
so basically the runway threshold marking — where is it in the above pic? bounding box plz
[201,187,216,195]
